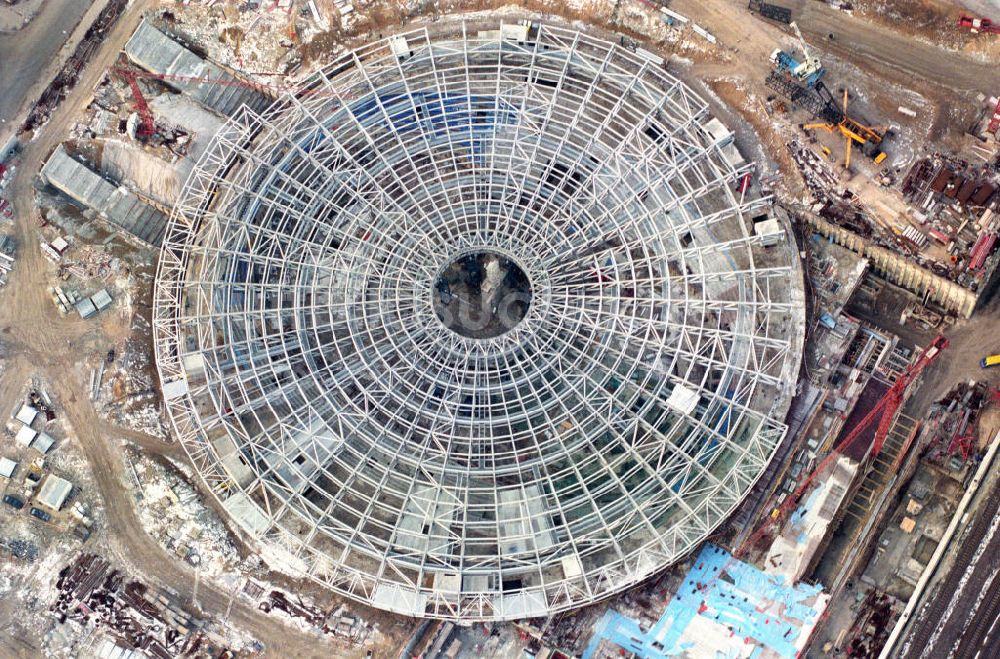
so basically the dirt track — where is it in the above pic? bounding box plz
[794,1,998,96]
[673,0,998,95]
[0,1,352,656]
[1,0,998,655]
[0,0,97,141]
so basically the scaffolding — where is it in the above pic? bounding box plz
[152,23,804,621]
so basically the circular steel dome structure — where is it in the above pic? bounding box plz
[153,22,802,621]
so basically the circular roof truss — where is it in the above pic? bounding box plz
[153,22,803,621]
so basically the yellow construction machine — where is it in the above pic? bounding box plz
[804,88,887,169]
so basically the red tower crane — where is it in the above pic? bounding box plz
[112,64,288,138]
[990,387,1000,405]
[687,335,949,606]
[835,334,949,458]
[115,66,285,98]
[988,96,1000,134]
[948,431,976,460]
[115,68,156,139]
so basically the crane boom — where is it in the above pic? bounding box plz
[842,88,852,169]
[658,335,948,613]
[836,335,948,457]
[118,69,155,139]
[790,21,812,62]
[734,335,948,558]
[784,21,823,84]
[111,66,346,104]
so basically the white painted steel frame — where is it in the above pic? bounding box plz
[153,23,801,621]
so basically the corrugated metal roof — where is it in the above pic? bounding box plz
[15,425,37,447]
[76,297,98,319]
[31,432,55,454]
[37,474,73,511]
[125,20,270,117]
[91,288,114,311]
[40,146,166,246]
[0,457,16,478]
[14,403,38,426]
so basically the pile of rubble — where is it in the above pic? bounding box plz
[20,0,130,134]
[0,536,40,561]
[901,156,998,286]
[248,583,377,649]
[788,139,841,200]
[126,448,240,577]
[118,447,385,652]
[99,335,167,439]
[154,4,326,79]
[921,381,996,470]
[48,553,233,658]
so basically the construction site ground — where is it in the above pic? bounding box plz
[1,0,999,656]
[894,445,1000,659]
[0,0,98,140]
[0,2,417,656]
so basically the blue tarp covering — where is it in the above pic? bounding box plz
[582,544,824,659]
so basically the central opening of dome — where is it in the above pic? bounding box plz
[433,250,531,339]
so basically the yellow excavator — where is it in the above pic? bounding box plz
[804,88,887,169]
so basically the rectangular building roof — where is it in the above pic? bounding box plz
[15,425,37,447]
[666,384,700,415]
[75,297,98,319]
[0,457,16,478]
[91,288,114,311]
[14,403,38,426]
[40,145,167,246]
[36,474,73,511]
[51,236,70,254]
[31,432,56,454]
[0,234,15,257]
[125,20,271,117]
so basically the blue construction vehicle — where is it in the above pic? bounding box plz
[769,22,825,88]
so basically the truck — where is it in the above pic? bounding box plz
[769,22,825,88]
[981,354,1000,368]
[2,494,25,510]
[957,15,1000,34]
[30,507,52,522]
[749,0,792,24]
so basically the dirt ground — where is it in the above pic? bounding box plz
[0,0,97,140]
[707,79,808,195]
[1,0,998,655]
[978,406,1000,450]
[849,0,1000,63]
[0,0,45,32]
[671,0,998,96]
[0,0,388,655]
[850,0,968,44]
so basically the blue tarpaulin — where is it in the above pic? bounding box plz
[582,544,824,658]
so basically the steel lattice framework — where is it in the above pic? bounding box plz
[153,23,803,621]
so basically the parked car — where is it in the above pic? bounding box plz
[30,507,52,522]
[2,494,24,510]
